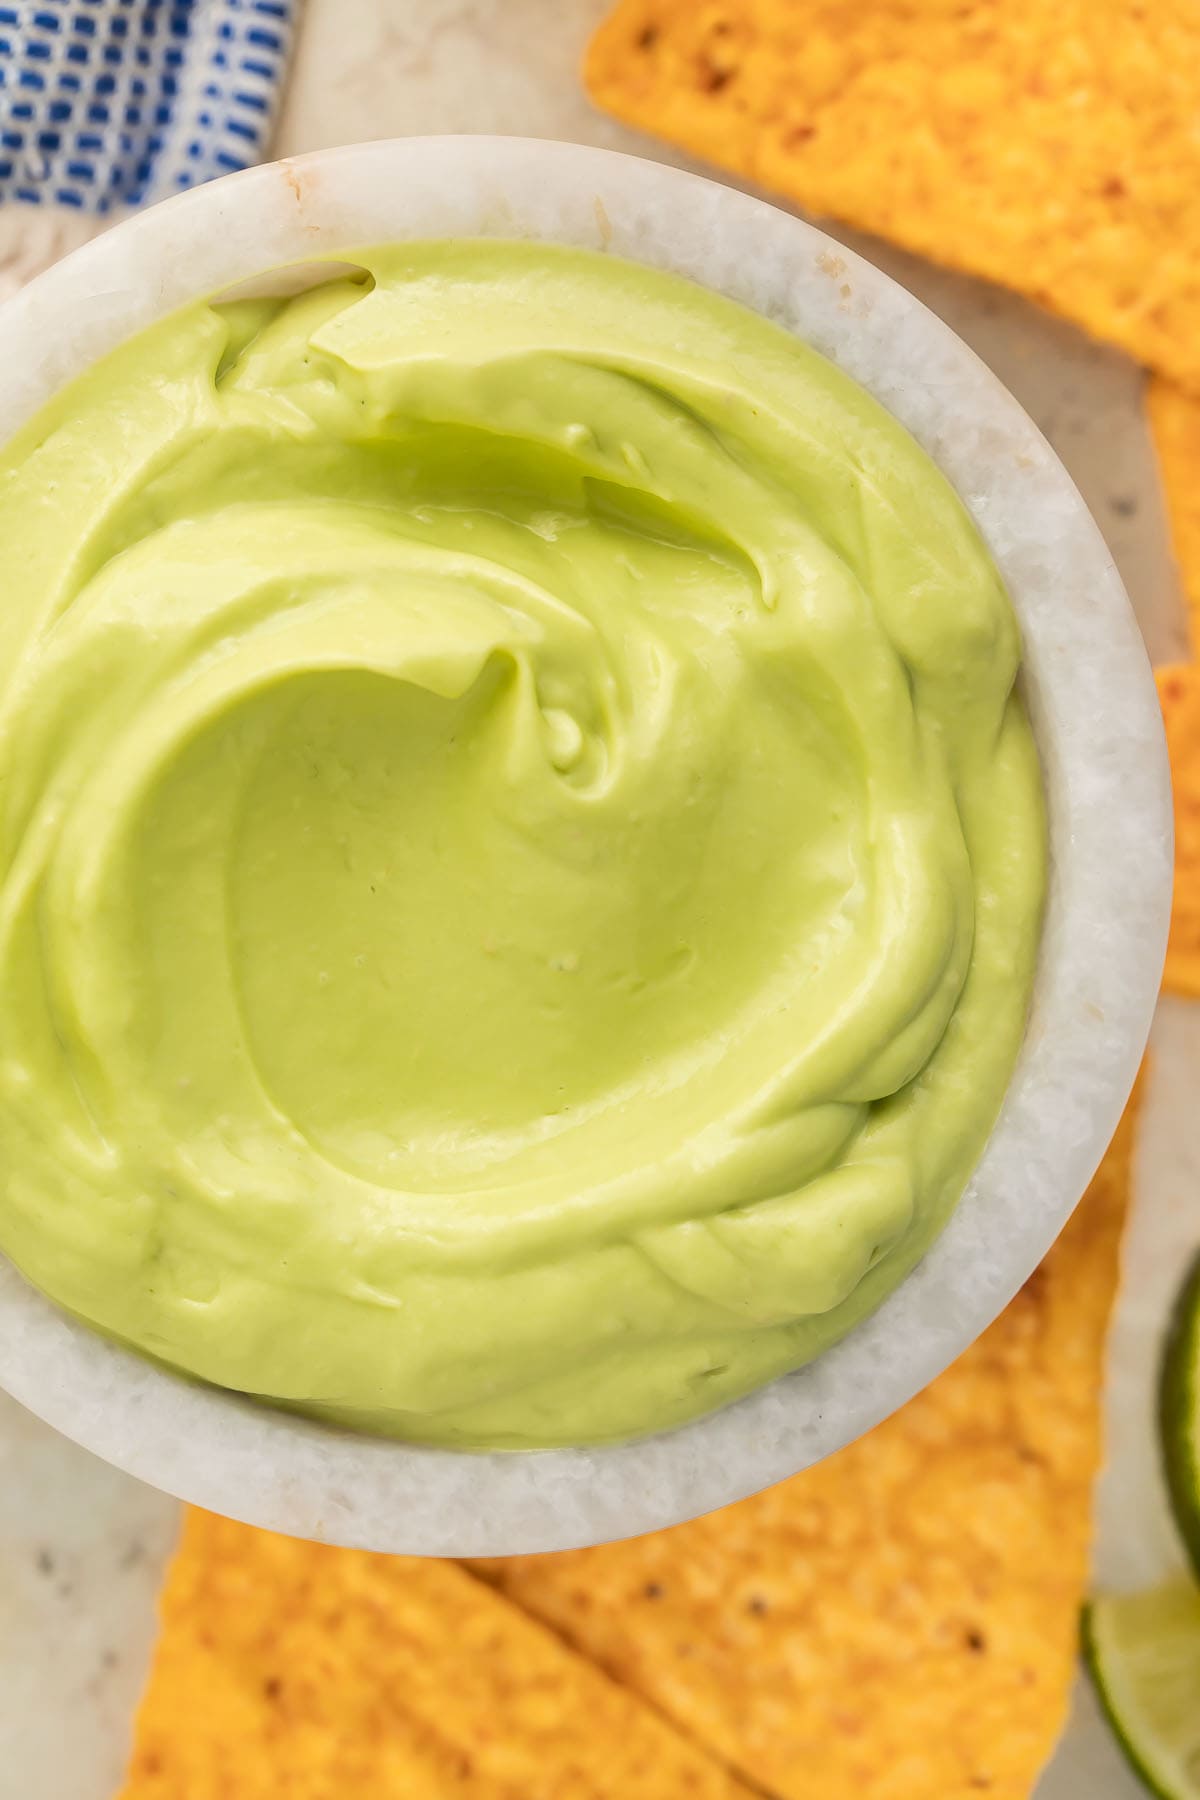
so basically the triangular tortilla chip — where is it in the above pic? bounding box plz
[475,1091,1142,1800]
[1158,663,1200,998]
[1150,380,1200,653]
[119,1512,756,1799]
[586,1,1200,392]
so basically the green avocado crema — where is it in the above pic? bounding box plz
[0,241,1045,1449]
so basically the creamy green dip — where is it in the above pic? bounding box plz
[0,242,1044,1448]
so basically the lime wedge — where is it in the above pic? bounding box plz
[1162,1251,1200,1577]
[1084,1582,1200,1799]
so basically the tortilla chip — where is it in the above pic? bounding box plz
[1157,663,1200,998]
[586,1,1200,392]
[475,1090,1142,1800]
[1150,380,1200,652]
[119,1511,756,1799]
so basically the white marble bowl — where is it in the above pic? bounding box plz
[0,138,1172,1554]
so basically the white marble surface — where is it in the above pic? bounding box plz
[0,1392,177,1800]
[0,1,1193,1795]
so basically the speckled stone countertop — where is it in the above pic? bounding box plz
[0,3,1190,1796]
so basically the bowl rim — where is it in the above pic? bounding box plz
[0,135,1173,1554]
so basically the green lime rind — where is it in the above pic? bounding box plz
[1083,1583,1200,1800]
[1161,1249,1200,1580]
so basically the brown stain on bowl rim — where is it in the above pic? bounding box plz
[279,159,322,235]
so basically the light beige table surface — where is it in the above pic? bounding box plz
[0,4,1192,1796]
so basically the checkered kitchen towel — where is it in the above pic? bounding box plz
[0,0,297,215]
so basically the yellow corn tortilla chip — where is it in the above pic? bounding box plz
[475,1091,1142,1800]
[586,1,1200,392]
[1157,663,1200,998]
[1150,379,1200,652]
[119,1511,756,1799]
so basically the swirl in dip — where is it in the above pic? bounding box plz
[0,243,1045,1448]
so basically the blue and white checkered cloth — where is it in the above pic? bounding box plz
[0,0,298,214]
